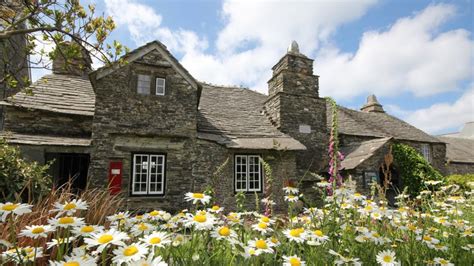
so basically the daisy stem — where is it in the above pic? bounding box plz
[101,246,108,266]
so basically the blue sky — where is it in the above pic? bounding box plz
[35,0,474,135]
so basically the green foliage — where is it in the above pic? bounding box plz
[392,143,443,195]
[0,139,52,203]
[446,174,474,191]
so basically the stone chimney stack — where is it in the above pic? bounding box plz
[264,41,328,176]
[52,41,92,76]
[361,94,385,113]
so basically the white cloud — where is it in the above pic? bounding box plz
[394,86,474,134]
[317,4,473,99]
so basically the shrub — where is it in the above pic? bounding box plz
[446,174,474,191]
[392,143,443,195]
[0,139,52,203]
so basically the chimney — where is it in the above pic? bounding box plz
[361,94,385,113]
[52,41,92,76]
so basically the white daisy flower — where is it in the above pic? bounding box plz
[417,234,440,245]
[19,225,53,239]
[72,224,103,237]
[131,222,153,236]
[433,257,454,266]
[84,228,129,252]
[141,231,171,248]
[0,202,32,221]
[247,238,274,255]
[328,249,362,266]
[226,212,243,225]
[307,229,329,245]
[48,216,85,229]
[316,180,331,188]
[2,246,42,262]
[283,255,306,266]
[129,255,168,266]
[283,186,299,194]
[211,226,238,243]
[446,195,465,203]
[49,255,96,266]
[46,237,76,250]
[208,205,224,213]
[184,192,211,205]
[252,222,273,234]
[147,210,165,221]
[283,228,307,243]
[185,212,216,230]
[284,194,300,203]
[112,243,148,264]
[52,199,88,216]
[257,215,276,225]
[376,249,398,266]
[107,211,130,222]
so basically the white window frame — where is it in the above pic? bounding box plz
[155,78,166,96]
[421,144,432,163]
[132,154,165,195]
[137,74,151,95]
[234,155,263,192]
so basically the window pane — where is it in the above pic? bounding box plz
[137,75,151,95]
[149,155,165,194]
[156,78,165,95]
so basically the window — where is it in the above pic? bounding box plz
[137,74,151,95]
[421,144,431,163]
[363,171,379,188]
[156,78,166,95]
[132,154,165,195]
[235,155,263,192]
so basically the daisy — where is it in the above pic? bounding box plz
[147,210,165,221]
[352,192,366,201]
[316,180,331,188]
[284,194,300,203]
[84,228,129,252]
[2,246,43,262]
[130,255,168,266]
[141,231,171,248]
[49,255,96,266]
[258,215,276,225]
[417,234,440,245]
[446,195,465,203]
[252,222,273,234]
[308,229,329,245]
[107,211,130,222]
[283,186,299,194]
[185,212,216,230]
[52,199,88,216]
[131,222,154,236]
[433,257,454,266]
[283,228,307,243]
[184,192,211,205]
[428,243,448,251]
[283,255,306,266]
[211,225,238,242]
[0,202,32,221]
[46,237,76,250]
[19,225,53,239]
[243,246,258,258]
[112,243,148,264]
[208,205,224,213]
[376,250,398,266]
[72,224,103,237]
[328,249,362,266]
[247,238,274,255]
[48,216,84,229]
[226,212,242,225]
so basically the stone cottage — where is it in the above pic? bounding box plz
[0,40,452,211]
[438,122,474,175]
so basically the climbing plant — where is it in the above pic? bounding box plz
[391,143,443,195]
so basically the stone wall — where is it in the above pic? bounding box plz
[3,107,92,137]
[445,162,474,175]
[89,49,199,212]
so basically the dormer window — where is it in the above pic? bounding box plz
[137,74,151,95]
[156,78,166,95]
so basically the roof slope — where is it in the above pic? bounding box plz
[197,84,305,150]
[438,136,474,163]
[1,132,91,146]
[328,103,441,143]
[0,74,95,116]
[340,137,392,170]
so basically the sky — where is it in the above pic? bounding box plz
[33,0,474,135]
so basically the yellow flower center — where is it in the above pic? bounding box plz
[365,206,373,211]
[440,259,448,264]
[408,224,416,231]
[194,215,207,223]
[149,210,160,216]
[261,216,270,223]
[98,234,113,244]
[123,246,138,256]
[81,226,94,233]
[383,255,392,262]
[271,237,279,244]
[63,262,80,266]
[289,228,302,237]
[32,227,45,234]
[211,205,220,211]
[138,223,148,231]
[63,203,77,210]
[314,230,324,237]
[258,222,268,229]
[289,257,301,266]
[58,217,75,224]
[218,226,230,237]
[1,203,18,211]
[255,239,267,249]
[423,235,432,242]
[193,193,204,199]
[135,215,143,220]
[149,237,161,244]
[288,195,295,199]
[354,193,361,197]
[372,232,381,238]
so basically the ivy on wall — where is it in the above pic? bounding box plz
[392,143,443,195]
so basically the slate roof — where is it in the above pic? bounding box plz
[197,84,306,150]
[0,74,95,116]
[0,132,91,146]
[340,137,392,170]
[328,103,441,143]
[438,136,474,163]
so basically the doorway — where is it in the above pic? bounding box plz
[46,153,90,192]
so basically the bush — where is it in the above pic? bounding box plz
[392,143,444,195]
[0,139,52,203]
[446,174,474,191]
